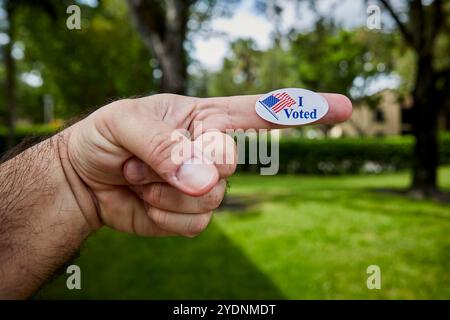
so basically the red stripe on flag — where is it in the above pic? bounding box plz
[275,100,294,112]
[272,93,288,112]
[272,92,295,113]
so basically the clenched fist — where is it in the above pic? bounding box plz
[64,93,351,237]
[0,93,351,298]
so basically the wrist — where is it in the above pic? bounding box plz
[55,127,103,231]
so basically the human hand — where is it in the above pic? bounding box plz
[64,93,352,237]
[0,92,351,298]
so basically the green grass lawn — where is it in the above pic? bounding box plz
[37,167,450,299]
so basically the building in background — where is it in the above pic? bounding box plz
[329,90,450,138]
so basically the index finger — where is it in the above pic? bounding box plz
[201,92,352,130]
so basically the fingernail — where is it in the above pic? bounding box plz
[176,160,217,192]
[125,159,149,182]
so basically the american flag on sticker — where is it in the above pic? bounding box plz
[259,92,296,120]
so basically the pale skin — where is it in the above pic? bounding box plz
[0,93,352,298]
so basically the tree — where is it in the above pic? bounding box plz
[126,0,189,94]
[2,2,16,149]
[290,20,398,135]
[207,39,265,96]
[206,21,394,125]
[19,0,156,118]
[126,0,237,94]
[290,22,391,99]
[1,0,56,148]
[378,0,450,195]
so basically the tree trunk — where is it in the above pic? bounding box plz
[378,0,446,196]
[127,0,188,94]
[158,36,187,94]
[410,54,439,195]
[4,6,17,149]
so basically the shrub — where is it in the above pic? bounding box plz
[1,125,449,175]
[0,124,58,155]
[237,134,450,174]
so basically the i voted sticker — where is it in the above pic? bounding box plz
[255,88,328,126]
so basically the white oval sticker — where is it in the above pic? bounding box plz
[255,88,328,126]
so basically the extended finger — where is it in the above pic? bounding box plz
[197,92,352,130]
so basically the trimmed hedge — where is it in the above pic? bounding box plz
[1,125,449,175]
[237,134,450,174]
[0,125,58,155]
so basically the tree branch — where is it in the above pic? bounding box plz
[126,0,166,38]
[126,0,166,58]
[429,0,443,43]
[435,67,450,81]
[378,0,416,48]
[410,0,424,48]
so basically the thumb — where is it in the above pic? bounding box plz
[103,101,219,196]
[124,156,219,196]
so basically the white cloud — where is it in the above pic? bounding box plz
[191,1,273,71]
[192,0,368,71]
[192,37,228,71]
[211,10,272,48]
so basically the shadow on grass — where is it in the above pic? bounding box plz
[372,187,450,203]
[36,224,285,299]
[224,189,450,222]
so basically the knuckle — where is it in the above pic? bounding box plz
[185,213,211,237]
[116,99,139,118]
[149,208,168,228]
[145,132,178,177]
[145,183,165,206]
[147,132,173,158]
[217,138,237,176]
[202,188,224,211]
[155,93,176,101]
[221,162,237,177]
[101,98,136,125]
[118,98,137,109]
[112,98,136,111]
[229,162,237,174]
[223,134,237,163]
[152,94,182,117]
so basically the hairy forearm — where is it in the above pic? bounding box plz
[0,131,92,298]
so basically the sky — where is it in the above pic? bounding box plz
[191,0,369,71]
[190,0,400,95]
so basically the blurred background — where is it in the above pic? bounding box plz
[0,0,449,299]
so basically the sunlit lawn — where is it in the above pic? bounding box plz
[37,167,450,299]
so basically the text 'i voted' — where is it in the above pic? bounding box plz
[255,88,329,126]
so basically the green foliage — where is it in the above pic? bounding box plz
[0,124,58,152]
[207,39,296,96]
[3,125,449,175]
[14,0,156,119]
[0,123,57,136]
[204,21,399,101]
[291,24,397,98]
